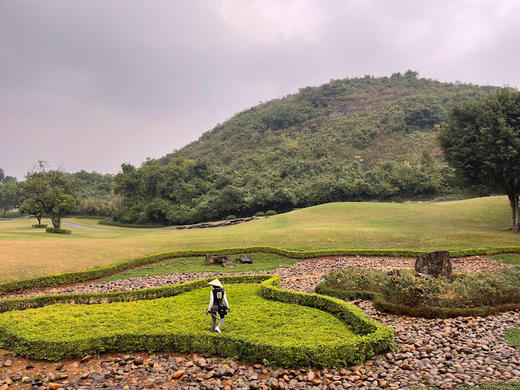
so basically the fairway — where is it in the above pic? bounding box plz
[0,196,518,282]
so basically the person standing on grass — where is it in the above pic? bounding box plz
[206,279,230,333]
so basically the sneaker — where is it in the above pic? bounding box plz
[215,327,221,333]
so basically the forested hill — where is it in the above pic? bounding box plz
[114,72,500,225]
[174,72,496,173]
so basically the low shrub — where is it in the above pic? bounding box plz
[0,275,395,367]
[225,215,237,220]
[254,211,265,217]
[45,227,71,234]
[265,210,277,216]
[317,267,520,317]
[32,224,48,228]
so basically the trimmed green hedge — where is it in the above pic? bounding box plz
[45,227,71,234]
[315,282,520,319]
[3,245,520,296]
[0,275,395,367]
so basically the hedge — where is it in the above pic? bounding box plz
[45,227,71,234]
[0,275,395,367]
[315,282,520,319]
[3,245,520,296]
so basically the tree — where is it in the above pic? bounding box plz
[0,169,19,215]
[21,162,77,229]
[439,89,520,231]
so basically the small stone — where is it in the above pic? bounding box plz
[173,369,185,379]
[3,360,12,367]
[48,383,62,390]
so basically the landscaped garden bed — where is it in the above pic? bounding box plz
[0,275,394,367]
[316,266,520,318]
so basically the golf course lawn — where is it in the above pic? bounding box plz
[1,196,519,282]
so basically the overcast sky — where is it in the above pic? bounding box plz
[1,0,519,179]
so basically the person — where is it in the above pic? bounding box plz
[206,279,230,333]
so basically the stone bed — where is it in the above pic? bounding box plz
[0,255,519,389]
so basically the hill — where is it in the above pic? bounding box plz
[114,72,500,225]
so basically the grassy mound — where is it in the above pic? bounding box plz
[0,276,394,367]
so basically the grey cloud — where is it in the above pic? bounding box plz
[1,0,520,178]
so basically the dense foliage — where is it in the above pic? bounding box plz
[20,163,77,229]
[323,267,520,308]
[0,168,20,216]
[114,73,499,225]
[439,89,520,231]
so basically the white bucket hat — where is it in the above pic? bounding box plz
[208,279,223,288]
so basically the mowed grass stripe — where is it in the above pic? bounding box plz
[0,196,517,282]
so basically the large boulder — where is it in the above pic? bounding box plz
[236,255,253,264]
[205,255,230,265]
[414,251,452,279]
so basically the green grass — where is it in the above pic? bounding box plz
[491,254,520,265]
[0,284,353,345]
[0,283,374,366]
[104,253,300,281]
[504,328,520,350]
[1,196,519,282]
[458,383,520,389]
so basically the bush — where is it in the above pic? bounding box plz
[0,275,395,366]
[32,224,48,228]
[265,210,277,216]
[225,215,237,220]
[317,267,520,317]
[45,227,71,234]
[254,211,265,217]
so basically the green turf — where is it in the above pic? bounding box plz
[504,328,520,350]
[104,253,300,281]
[2,196,520,282]
[491,254,520,265]
[458,383,520,390]
[0,284,355,346]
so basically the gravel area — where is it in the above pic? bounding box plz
[0,255,518,389]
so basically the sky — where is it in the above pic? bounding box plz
[1,0,519,179]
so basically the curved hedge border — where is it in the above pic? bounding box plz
[2,245,520,297]
[314,282,520,319]
[0,275,395,367]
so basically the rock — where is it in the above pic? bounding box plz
[48,383,62,389]
[81,355,93,363]
[0,385,8,390]
[222,261,234,268]
[3,359,12,367]
[205,255,229,265]
[414,251,452,279]
[236,255,253,264]
[307,371,315,382]
[173,369,185,379]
